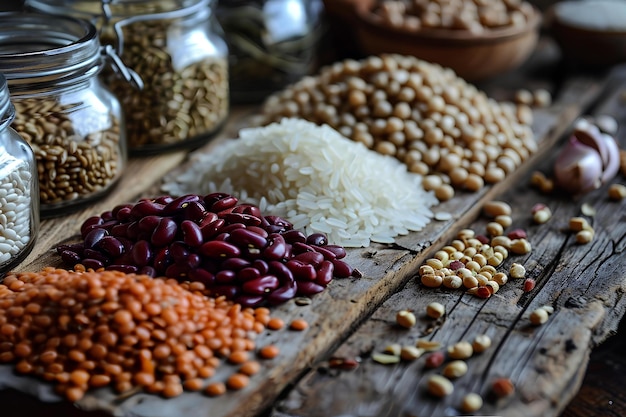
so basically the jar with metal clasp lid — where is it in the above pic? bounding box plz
[0,72,40,275]
[28,0,230,154]
[0,12,133,218]
[216,0,324,103]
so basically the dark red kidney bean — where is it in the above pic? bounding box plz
[56,243,84,255]
[315,260,334,286]
[115,206,133,222]
[97,236,125,258]
[153,247,172,273]
[264,215,292,229]
[306,233,328,246]
[137,215,162,233]
[293,251,324,267]
[100,210,114,221]
[233,295,265,308]
[291,241,315,255]
[182,201,206,222]
[154,195,174,205]
[224,212,262,227]
[242,275,279,295]
[151,218,178,247]
[198,212,219,228]
[130,200,165,218]
[111,252,134,267]
[84,228,108,249]
[181,220,203,247]
[232,204,262,218]
[165,263,190,280]
[218,223,246,234]
[169,241,190,263]
[60,250,82,265]
[297,281,325,296]
[228,228,268,249]
[110,223,131,238]
[107,264,138,274]
[263,234,287,260]
[200,218,225,240]
[237,267,261,282]
[331,259,353,278]
[203,192,232,206]
[312,245,337,261]
[258,215,270,228]
[324,245,347,259]
[139,266,156,277]
[213,232,230,242]
[220,257,250,271]
[285,260,316,281]
[266,280,298,305]
[265,225,284,234]
[131,240,153,267]
[81,216,104,238]
[252,259,269,275]
[163,194,201,215]
[112,203,133,217]
[185,253,201,269]
[126,221,141,240]
[82,258,104,271]
[83,248,110,264]
[200,241,241,258]
[282,229,306,244]
[215,269,236,284]
[246,226,268,238]
[187,268,214,285]
[209,195,238,213]
[268,261,295,284]
[211,285,240,299]
[117,237,134,252]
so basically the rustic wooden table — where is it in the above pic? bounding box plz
[1,36,625,417]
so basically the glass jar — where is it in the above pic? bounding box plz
[0,73,40,275]
[0,12,127,218]
[216,0,324,103]
[28,0,230,154]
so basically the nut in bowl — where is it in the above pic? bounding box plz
[349,0,542,81]
[547,0,626,68]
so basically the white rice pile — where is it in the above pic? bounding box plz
[161,118,437,247]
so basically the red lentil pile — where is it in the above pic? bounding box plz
[0,268,271,401]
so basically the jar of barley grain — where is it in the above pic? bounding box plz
[0,13,128,217]
[0,73,39,275]
[29,0,230,154]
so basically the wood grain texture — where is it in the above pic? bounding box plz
[1,40,621,417]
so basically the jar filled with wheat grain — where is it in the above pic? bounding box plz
[29,0,230,154]
[0,12,129,217]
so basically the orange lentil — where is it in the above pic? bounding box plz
[226,373,250,390]
[290,319,309,331]
[205,381,227,397]
[0,268,268,401]
[267,317,285,330]
[228,350,249,364]
[258,344,280,359]
[239,361,261,376]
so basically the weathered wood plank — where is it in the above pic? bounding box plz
[0,45,614,417]
[272,68,626,417]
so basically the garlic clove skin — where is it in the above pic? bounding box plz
[554,137,604,194]
[574,121,610,168]
[599,132,620,184]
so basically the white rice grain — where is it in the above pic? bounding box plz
[161,118,437,247]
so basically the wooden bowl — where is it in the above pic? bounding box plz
[548,0,626,68]
[344,1,542,81]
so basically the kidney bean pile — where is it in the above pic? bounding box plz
[56,193,357,307]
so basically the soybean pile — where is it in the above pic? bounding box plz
[162,118,438,247]
[259,54,536,200]
[0,268,274,401]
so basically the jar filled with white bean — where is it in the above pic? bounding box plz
[0,73,39,275]
[29,0,230,154]
[0,13,128,217]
